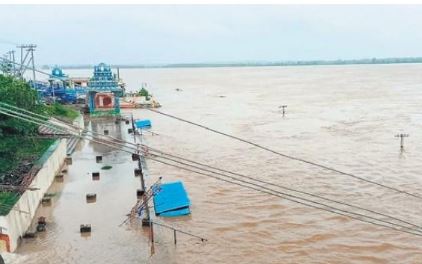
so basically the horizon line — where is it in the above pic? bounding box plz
[40,56,422,69]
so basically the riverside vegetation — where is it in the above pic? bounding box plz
[0,74,79,215]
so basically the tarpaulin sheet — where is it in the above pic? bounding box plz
[153,181,191,217]
[135,119,152,128]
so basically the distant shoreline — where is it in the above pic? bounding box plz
[43,57,422,70]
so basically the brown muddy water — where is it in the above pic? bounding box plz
[6,64,422,263]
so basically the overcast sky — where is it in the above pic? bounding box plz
[1,5,422,65]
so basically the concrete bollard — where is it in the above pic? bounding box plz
[65,156,73,165]
[86,193,97,203]
[38,217,46,225]
[23,232,36,239]
[132,153,140,161]
[134,168,142,177]
[80,224,91,233]
[92,172,100,181]
[36,217,47,232]
[55,174,64,182]
[41,197,52,206]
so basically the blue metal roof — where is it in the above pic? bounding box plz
[153,181,191,217]
[135,119,152,128]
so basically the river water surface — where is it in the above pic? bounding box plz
[7,64,422,263]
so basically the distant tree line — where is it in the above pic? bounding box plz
[50,57,422,70]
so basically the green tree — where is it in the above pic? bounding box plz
[138,87,150,99]
[0,58,13,75]
[0,74,41,136]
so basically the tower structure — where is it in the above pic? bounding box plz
[86,63,122,115]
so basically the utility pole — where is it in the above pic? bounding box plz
[137,143,151,226]
[395,133,409,151]
[280,105,287,117]
[16,44,36,82]
[7,50,15,75]
[30,45,36,84]
[131,114,151,226]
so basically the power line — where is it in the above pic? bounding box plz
[147,108,422,200]
[2,103,422,237]
[0,38,18,46]
[1,59,421,236]
[147,154,422,234]
[146,147,422,230]
[0,106,137,155]
[147,156,422,237]
[0,56,56,80]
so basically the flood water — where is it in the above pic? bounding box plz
[7,64,422,263]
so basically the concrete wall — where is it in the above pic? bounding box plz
[0,139,67,252]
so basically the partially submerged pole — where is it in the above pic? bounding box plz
[395,133,409,150]
[131,115,151,226]
[137,144,151,226]
[150,221,154,243]
[280,105,287,117]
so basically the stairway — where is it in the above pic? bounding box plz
[66,135,80,155]
[37,121,81,155]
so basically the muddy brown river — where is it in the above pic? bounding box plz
[7,64,422,263]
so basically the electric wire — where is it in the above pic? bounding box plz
[4,55,421,202]
[147,154,422,234]
[147,156,422,237]
[2,103,422,237]
[146,148,422,230]
[147,108,422,200]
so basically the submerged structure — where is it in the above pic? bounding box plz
[86,63,123,116]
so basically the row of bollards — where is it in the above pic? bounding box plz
[32,164,71,236]
[38,159,73,235]
[80,154,104,235]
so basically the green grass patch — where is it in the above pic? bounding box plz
[101,165,112,170]
[0,137,55,174]
[0,137,55,214]
[43,103,79,121]
[0,192,19,215]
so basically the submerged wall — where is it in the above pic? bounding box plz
[0,139,67,252]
